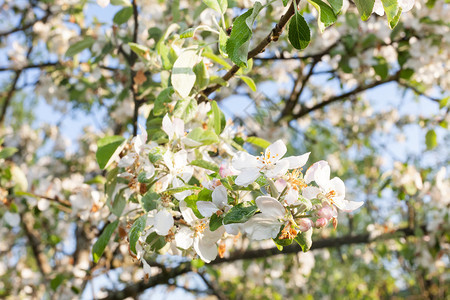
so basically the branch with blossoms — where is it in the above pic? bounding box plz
[93,102,363,275]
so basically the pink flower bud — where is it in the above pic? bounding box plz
[219,164,232,178]
[315,218,328,228]
[317,205,335,220]
[298,218,313,232]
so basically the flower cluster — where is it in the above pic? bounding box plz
[106,107,364,270]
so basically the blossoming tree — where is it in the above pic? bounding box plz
[0,0,448,298]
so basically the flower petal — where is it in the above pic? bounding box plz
[212,185,228,209]
[304,160,328,184]
[244,214,282,240]
[154,210,174,236]
[197,201,219,218]
[232,151,258,170]
[175,227,194,249]
[193,238,218,263]
[264,159,289,178]
[162,114,174,140]
[235,168,261,187]
[329,177,345,199]
[265,140,287,162]
[279,152,310,169]
[255,196,285,219]
[302,186,321,200]
[333,199,364,212]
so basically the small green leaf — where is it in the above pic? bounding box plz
[153,87,174,116]
[209,214,223,231]
[211,100,222,135]
[327,0,343,14]
[425,129,437,150]
[190,159,220,172]
[111,0,131,6]
[145,232,167,251]
[223,202,258,225]
[288,11,311,50]
[218,28,228,57]
[96,136,126,170]
[203,0,227,14]
[140,191,160,212]
[354,0,375,21]
[65,36,95,57]
[50,274,65,291]
[184,194,204,219]
[128,42,150,59]
[113,6,133,25]
[226,2,264,68]
[164,185,202,194]
[112,189,126,217]
[440,96,449,109]
[381,0,402,29]
[294,228,312,252]
[307,0,337,32]
[239,75,257,91]
[0,147,17,159]
[129,215,147,254]
[173,98,198,122]
[282,0,290,6]
[373,57,389,79]
[194,60,210,90]
[186,128,220,145]
[246,136,271,149]
[92,220,119,263]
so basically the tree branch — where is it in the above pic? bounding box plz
[210,224,427,264]
[197,0,301,102]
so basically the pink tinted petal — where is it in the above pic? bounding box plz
[302,186,321,200]
[330,177,346,198]
[304,160,328,184]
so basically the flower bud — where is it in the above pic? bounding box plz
[317,205,335,220]
[219,164,232,178]
[298,218,313,232]
[315,218,328,228]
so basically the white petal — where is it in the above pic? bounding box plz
[304,160,328,184]
[142,259,152,276]
[134,124,147,152]
[193,238,217,263]
[314,163,331,191]
[180,200,197,224]
[197,201,219,218]
[118,153,137,168]
[302,186,321,200]
[255,196,285,219]
[399,0,415,12]
[373,0,385,15]
[97,0,109,8]
[162,114,174,140]
[224,224,240,235]
[232,152,258,170]
[329,177,346,198]
[265,140,286,162]
[175,227,194,249]
[279,152,310,169]
[235,168,261,186]
[333,199,364,212]
[172,177,191,200]
[181,137,202,147]
[154,210,174,236]
[244,214,282,240]
[172,118,185,137]
[212,185,228,209]
[173,150,188,169]
[284,188,299,205]
[201,226,225,244]
[264,159,289,179]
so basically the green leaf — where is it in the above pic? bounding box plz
[171,49,199,98]
[96,136,126,169]
[145,232,167,251]
[223,202,258,225]
[327,0,343,14]
[111,189,126,217]
[211,100,222,135]
[203,0,228,14]
[440,96,449,109]
[113,6,133,25]
[92,220,119,263]
[246,136,271,149]
[294,228,312,252]
[154,87,174,116]
[165,185,202,195]
[239,75,257,91]
[219,28,228,57]
[307,0,337,32]
[381,0,402,29]
[129,215,147,254]
[373,57,389,79]
[288,11,311,50]
[425,129,437,150]
[128,42,150,59]
[190,159,220,172]
[194,60,210,90]
[140,191,160,212]
[173,98,198,122]
[202,51,232,70]
[65,36,95,57]
[148,146,165,163]
[50,274,65,291]
[0,147,17,159]
[186,128,220,145]
[282,0,290,6]
[226,2,264,68]
[184,194,204,219]
[354,0,375,21]
[209,213,223,231]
